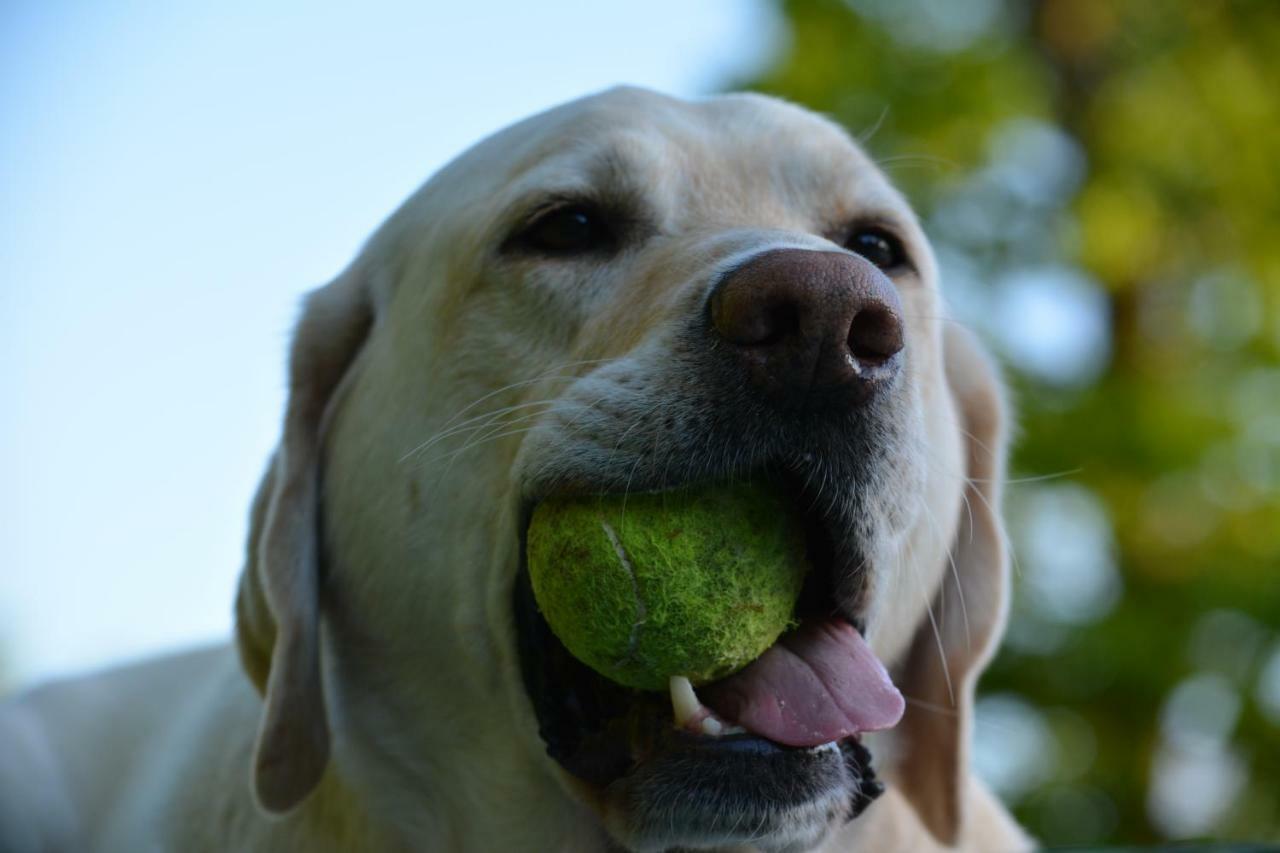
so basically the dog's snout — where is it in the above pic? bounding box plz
[709,248,904,404]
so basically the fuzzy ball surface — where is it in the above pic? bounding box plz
[526,482,808,691]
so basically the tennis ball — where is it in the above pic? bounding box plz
[526,482,807,692]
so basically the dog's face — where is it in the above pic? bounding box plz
[234,87,1011,852]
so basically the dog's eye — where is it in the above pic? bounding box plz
[847,228,906,271]
[519,205,613,255]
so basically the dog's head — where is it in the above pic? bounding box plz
[233,87,1010,852]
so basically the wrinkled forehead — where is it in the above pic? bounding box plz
[439,87,908,229]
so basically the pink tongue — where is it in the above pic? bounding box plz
[701,618,905,747]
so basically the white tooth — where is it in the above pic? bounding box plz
[669,675,701,727]
[701,717,724,737]
[721,724,746,735]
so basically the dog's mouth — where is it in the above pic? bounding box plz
[513,468,903,847]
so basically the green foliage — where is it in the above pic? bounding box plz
[738,0,1280,843]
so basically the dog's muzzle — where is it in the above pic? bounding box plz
[513,246,917,851]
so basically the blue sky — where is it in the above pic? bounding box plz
[0,1,777,687]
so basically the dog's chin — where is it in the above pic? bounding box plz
[513,471,893,853]
[598,735,878,853]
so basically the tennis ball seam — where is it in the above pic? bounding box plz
[599,519,646,668]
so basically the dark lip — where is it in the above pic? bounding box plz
[512,469,878,800]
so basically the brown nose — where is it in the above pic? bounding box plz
[709,248,904,405]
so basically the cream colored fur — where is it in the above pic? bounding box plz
[0,87,1033,852]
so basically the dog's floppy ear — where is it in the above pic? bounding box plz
[235,269,374,814]
[894,324,1011,844]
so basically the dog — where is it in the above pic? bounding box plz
[0,86,1033,852]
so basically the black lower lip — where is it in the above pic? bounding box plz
[609,732,885,838]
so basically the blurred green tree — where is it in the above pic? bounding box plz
[738,0,1280,844]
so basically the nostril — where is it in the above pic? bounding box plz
[847,306,904,366]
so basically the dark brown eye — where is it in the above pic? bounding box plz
[520,205,612,255]
[847,228,906,270]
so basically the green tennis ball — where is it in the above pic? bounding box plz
[526,481,808,692]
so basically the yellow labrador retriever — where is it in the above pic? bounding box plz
[0,87,1032,852]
